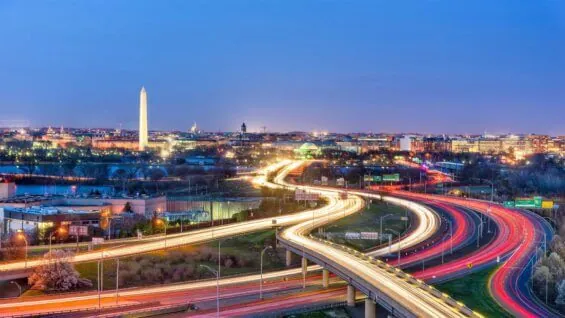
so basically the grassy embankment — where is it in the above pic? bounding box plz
[316,200,410,251]
[435,266,511,317]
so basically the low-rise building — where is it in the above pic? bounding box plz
[451,139,479,153]
[0,206,101,235]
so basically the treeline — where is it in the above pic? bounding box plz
[460,154,565,198]
[533,235,565,310]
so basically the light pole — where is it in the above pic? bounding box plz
[10,281,21,297]
[476,220,483,248]
[200,264,219,317]
[48,227,65,254]
[486,206,492,233]
[260,246,273,299]
[115,258,120,305]
[97,259,101,309]
[380,214,393,245]
[164,220,168,247]
[447,219,453,254]
[16,230,28,269]
[386,228,401,265]
[155,219,167,247]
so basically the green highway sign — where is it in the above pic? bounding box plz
[503,201,515,208]
[514,199,537,208]
[364,175,383,182]
[513,196,543,209]
[382,173,400,182]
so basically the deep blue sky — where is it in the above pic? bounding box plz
[1,1,564,134]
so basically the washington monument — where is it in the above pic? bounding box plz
[139,86,148,150]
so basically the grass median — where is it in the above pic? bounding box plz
[435,266,511,317]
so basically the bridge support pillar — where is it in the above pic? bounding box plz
[347,285,356,307]
[301,257,307,276]
[365,298,376,318]
[322,269,329,288]
[285,250,292,267]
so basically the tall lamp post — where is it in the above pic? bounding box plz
[447,219,453,254]
[379,214,393,244]
[386,228,401,265]
[200,264,219,317]
[16,230,28,269]
[155,219,168,247]
[49,227,66,254]
[260,246,273,299]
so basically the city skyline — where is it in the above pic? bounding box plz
[1,1,564,134]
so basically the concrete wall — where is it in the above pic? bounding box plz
[0,183,16,199]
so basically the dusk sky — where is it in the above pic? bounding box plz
[0,1,564,134]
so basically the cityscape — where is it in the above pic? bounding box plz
[1,2,564,318]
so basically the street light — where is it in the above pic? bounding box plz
[10,281,21,297]
[16,230,28,269]
[155,219,167,247]
[447,219,453,254]
[386,228,401,265]
[49,227,66,254]
[260,246,273,299]
[200,264,220,317]
[379,214,393,244]
[97,251,105,309]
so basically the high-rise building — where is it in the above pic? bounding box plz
[139,86,148,151]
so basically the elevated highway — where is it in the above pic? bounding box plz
[272,161,478,317]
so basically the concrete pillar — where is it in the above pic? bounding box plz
[301,257,308,276]
[365,298,376,318]
[285,250,292,267]
[322,269,330,288]
[347,285,356,307]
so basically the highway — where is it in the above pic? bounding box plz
[1,160,551,317]
[392,191,558,317]
[0,266,324,316]
[0,161,360,275]
[273,162,478,317]
[0,160,466,317]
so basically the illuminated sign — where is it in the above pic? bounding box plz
[515,196,543,208]
[503,201,515,208]
[542,201,554,209]
[382,173,400,182]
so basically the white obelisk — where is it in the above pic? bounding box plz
[139,86,148,151]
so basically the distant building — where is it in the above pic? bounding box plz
[423,136,451,153]
[451,139,478,153]
[478,138,502,154]
[92,138,167,151]
[0,195,166,220]
[0,206,101,234]
[398,135,423,152]
[528,134,550,154]
[185,155,219,166]
[295,142,321,158]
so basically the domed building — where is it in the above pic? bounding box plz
[295,142,321,159]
